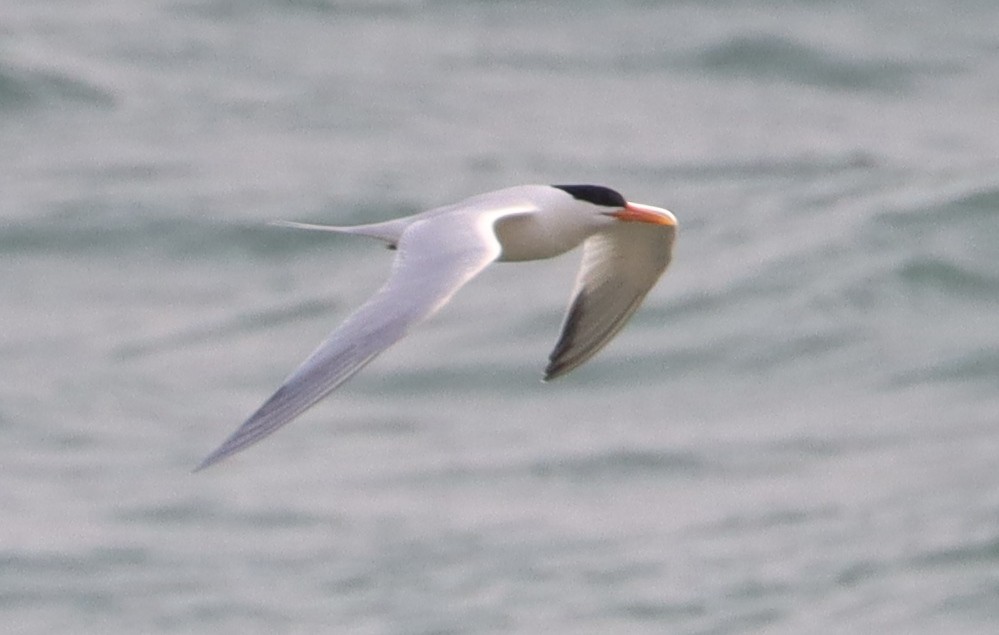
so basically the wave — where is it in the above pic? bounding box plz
[113,297,334,359]
[0,210,340,260]
[686,33,946,91]
[395,447,707,486]
[457,29,950,93]
[869,179,999,298]
[895,257,999,297]
[176,0,426,20]
[0,62,114,111]
[891,348,999,386]
[874,180,999,233]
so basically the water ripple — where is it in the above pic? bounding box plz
[0,62,114,111]
[688,33,947,91]
[896,257,999,296]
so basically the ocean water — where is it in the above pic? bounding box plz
[3,1,999,633]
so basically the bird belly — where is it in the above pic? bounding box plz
[493,214,590,262]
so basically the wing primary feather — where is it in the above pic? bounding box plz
[195,212,508,471]
[542,222,675,381]
[543,291,587,380]
[193,317,405,471]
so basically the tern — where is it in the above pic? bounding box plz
[196,184,677,470]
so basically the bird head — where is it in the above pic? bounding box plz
[551,184,677,228]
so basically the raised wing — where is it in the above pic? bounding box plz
[196,212,509,470]
[544,221,676,380]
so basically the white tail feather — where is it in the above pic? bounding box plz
[269,220,351,232]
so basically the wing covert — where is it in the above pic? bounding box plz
[196,213,506,470]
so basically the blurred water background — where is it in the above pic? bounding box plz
[3,1,999,633]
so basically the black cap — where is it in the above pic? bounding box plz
[552,184,626,208]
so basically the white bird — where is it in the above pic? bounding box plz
[196,184,677,470]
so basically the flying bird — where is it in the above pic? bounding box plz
[196,184,677,470]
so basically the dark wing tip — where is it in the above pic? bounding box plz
[543,291,587,381]
[542,361,568,382]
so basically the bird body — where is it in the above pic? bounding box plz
[196,184,676,471]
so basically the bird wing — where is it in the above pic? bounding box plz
[544,221,676,380]
[196,208,523,470]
